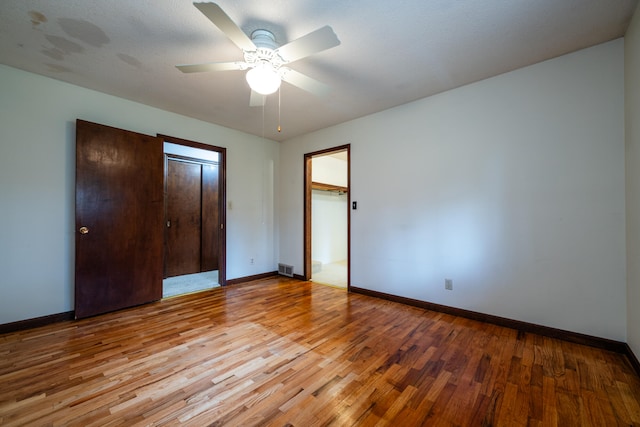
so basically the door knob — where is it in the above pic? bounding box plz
[79,226,89,234]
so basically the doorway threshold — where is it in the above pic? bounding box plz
[163,270,219,298]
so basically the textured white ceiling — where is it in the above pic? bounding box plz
[0,0,637,141]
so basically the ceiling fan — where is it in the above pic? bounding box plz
[177,2,341,106]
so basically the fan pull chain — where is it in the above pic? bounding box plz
[262,102,265,139]
[277,86,281,133]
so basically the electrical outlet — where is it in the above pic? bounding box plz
[445,279,453,290]
[250,258,254,265]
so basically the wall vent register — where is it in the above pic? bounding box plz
[278,263,294,277]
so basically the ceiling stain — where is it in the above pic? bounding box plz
[45,35,84,55]
[41,47,64,61]
[28,11,47,27]
[117,53,145,70]
[46,63,72,73]
[58,18,109,48]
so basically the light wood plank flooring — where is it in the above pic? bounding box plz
[1,277,639,426]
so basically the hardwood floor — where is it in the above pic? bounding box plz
[1,277,639,426]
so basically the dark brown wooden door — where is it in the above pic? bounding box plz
[165,159,202,277]
[75,120,164,319]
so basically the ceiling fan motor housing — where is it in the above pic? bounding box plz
[245,30,285,70]
[251,29,278,49]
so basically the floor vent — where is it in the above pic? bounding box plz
[278,263,294,277]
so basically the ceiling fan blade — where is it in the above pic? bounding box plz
[249,90,266,107]
[176,61,246,73]
[275,26,340,63]
[281,68,330,96]
[194,2,256,51]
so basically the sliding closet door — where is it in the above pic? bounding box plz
[164,158,202,278]
[201,163,219,271]
[164,157,220,277]
[75,119,164,319]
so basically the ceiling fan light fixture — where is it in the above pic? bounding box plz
[246,64,281,95]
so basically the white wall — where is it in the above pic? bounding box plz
[626,6,640,358]
[312,191,348,264]
[280,40,626,340]
[312,155,348,187]
[0,65,279,324]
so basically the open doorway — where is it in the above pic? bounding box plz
[161,136,226,297]
[304,145,350,289]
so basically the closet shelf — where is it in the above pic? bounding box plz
[312,181,348,193]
